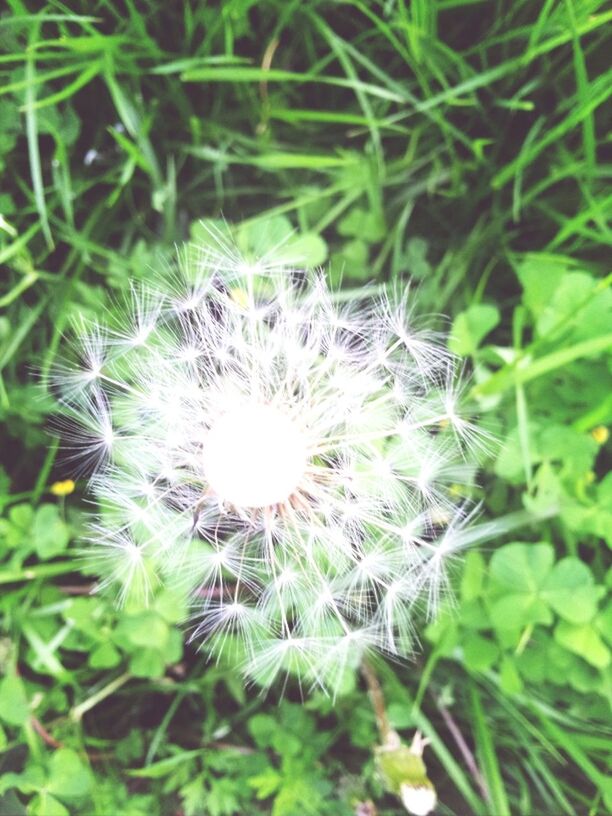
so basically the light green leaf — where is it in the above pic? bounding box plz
[0,673,29,726]
[337,206,385,243]
[542,558,599,624]
[28,792,69,816]
[118,611,169,650]
[554,621,611,669]
[32,504,70,559]
[448,304,500,356]
[536,271,612,342]
[489,542,554,591]
[462,633,499,671]
[595,603,612,644]
[89,641,121,670]
[48,748,93,801]
[273,231,328,267]
[237,215,293,258]
[516,258,565,318]
[129,648,165,678]
[499,656,523,695]
[489,593,552,630]
[461,551,486,602]
[329,239,369,283]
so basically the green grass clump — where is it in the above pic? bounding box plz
[0,2,610,815]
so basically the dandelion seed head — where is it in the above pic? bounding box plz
[52,227,484,694]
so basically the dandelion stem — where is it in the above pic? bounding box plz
[361,658,394,746]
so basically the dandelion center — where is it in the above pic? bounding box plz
[203,402,308,509]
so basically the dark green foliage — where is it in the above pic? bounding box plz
[0,1,610,814]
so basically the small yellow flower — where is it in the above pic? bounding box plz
[591,426,609,445]
[50,479,75,497]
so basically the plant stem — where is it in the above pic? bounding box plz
[361,658,393,746]
[0,561,78,584]
[71,672,131,722]
[434,694,490,804]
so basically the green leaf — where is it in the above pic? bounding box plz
[448,304,500,356]
[554,621,611,669]
[154,588,189,624]
[337,207,385,243]
[538,424,598,477]
[404,237,431,279]
[0,790,26,816]
[595,603,612,644]
[129,648,165,678]
[237,215,293,259]
[28,792,69,816]
[459,598,489,630]
[488,542,555,630]
[489,593,552,630]
[47,748,93,800]
[32,504,70,559]
[329,239,369,282]
[515,631,549,683]
[516,258,566,318]
[461,551,486,602]
[248,767,283,799]
[535,271,612,342]
[248,713,278,749]
[179,777,207,816]
[541,558,599,624]
[387,702,414,730]
[494,424,541,484]
[462,633,499,672]
[0,673,29,726]
[1,503,33,549]
[89,641,121,669]
[499,656,523,695]
[489,542,554,591]
[272,231,328,267]
[118,611,169,650]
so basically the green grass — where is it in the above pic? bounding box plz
[0,1,611,815]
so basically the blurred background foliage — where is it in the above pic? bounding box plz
[0,1,610,814]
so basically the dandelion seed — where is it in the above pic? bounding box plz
[52,229,483,693]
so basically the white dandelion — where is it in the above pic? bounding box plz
[51,230,486,694]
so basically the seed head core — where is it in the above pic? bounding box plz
[203,403,308,509]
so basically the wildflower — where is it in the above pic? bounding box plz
[591,425,608,445]
[50,479,75,497]
[51,230,484,693]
